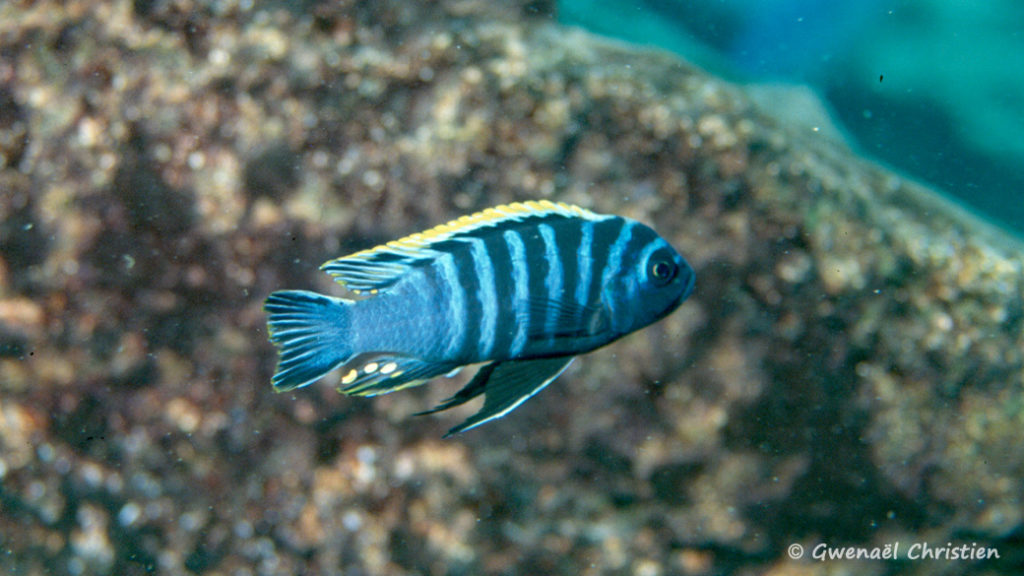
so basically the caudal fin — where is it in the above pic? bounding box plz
[264,290,353,391]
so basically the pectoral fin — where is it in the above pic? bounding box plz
[525,298,610,340]
[415,362,498,416]
[419,357,574,437]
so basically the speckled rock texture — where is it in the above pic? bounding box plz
[1,1,1022,575]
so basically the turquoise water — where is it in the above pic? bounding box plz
[561,0,1024,234]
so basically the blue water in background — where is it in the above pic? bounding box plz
[561,0,1024,234]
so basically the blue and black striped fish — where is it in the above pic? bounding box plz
[264,200,695,436]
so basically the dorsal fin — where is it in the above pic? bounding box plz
[320,200,600,294]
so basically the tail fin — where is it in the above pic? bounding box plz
[264,290,354,391]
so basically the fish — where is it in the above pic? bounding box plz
[264,200,695,436]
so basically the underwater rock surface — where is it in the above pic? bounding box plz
[1,1,1021,574]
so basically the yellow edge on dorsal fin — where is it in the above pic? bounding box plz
[319,201,603,293]
[335,200,600,262]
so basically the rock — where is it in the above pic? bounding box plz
[0,1,1020,574]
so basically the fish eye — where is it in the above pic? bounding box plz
[648,257,677,285]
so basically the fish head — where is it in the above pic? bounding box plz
[604,225,695,336]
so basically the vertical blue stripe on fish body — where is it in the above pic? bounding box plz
[454,245,484,362]
[468,237,498,360]
[503,229,530,357]
[581,217,624,309]
[481,231,516,359]
[538,223,563,337]
[435,251,467,359]
[575,220,594,312]
[601,219,636,320]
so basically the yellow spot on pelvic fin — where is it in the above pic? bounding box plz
[380,362,398,375]
[364,362,379,374]
[341,370,358,384]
